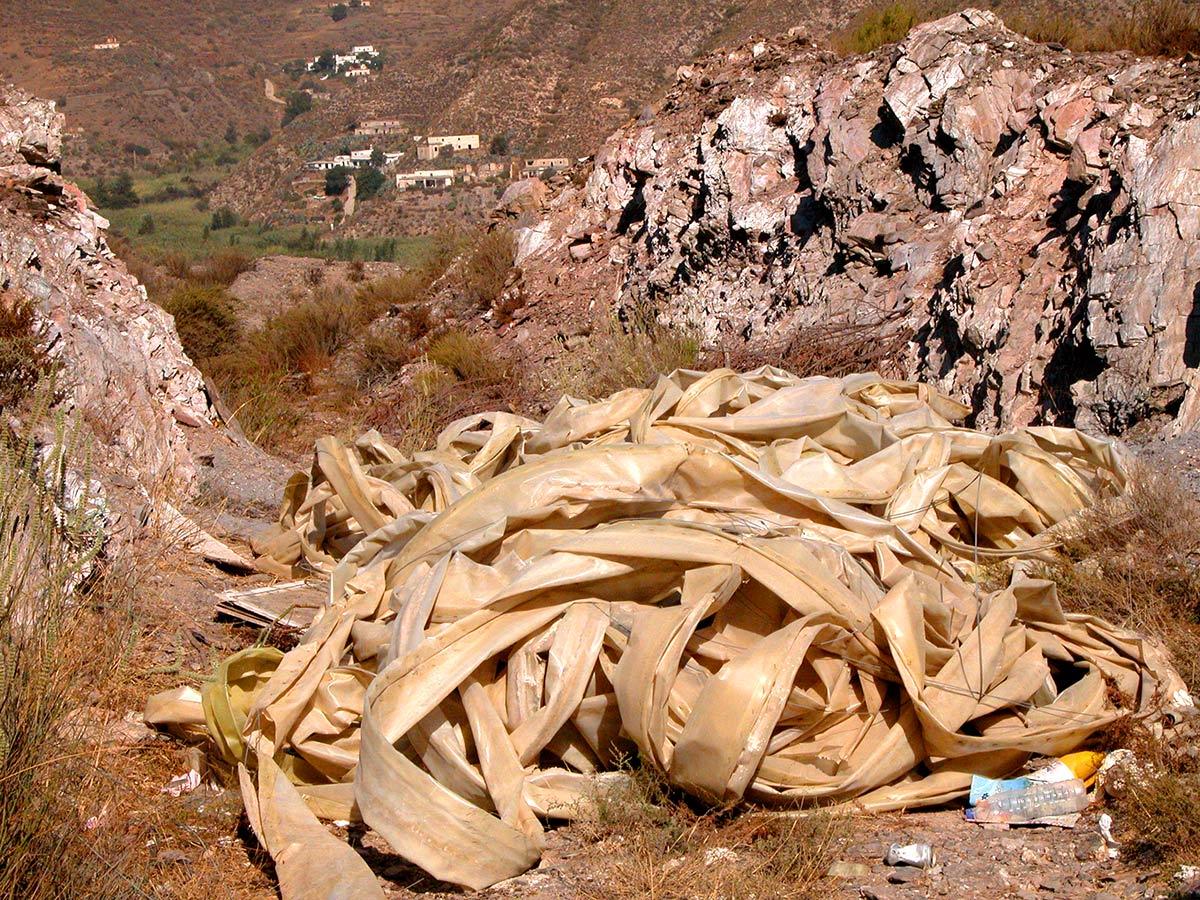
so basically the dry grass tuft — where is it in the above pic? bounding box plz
[364,333,521,454]
[1040,461,1200,690]
[832,0,1200,55]
[426,328,514,384]
[0,291,57,410]
[715,318,911,381]
[0,394,138,898]
[194,249,254,287]
[833,1,921,54]
[552,321,701,401]
[578,761,850,900]
[456,228,515,311]
[1110,769,1200,866]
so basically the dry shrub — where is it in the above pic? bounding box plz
[0,291,56,409]
[832,0,1200,55]
[198,284,366,447]
[714,319,910,380]
[347,259,366,283]
[355,322,421,387]
[1105,0,1200,55]
[364,333,523,454]
[552,321,701,400]
[457,228,515,310]
[355,272,430,313]
[1040,461,1200,690]
[580,761,850,900]
[160,251,192,281]
[195,249,253,287]
[0,396,140,899]
[161,284,242,361]
[427,328,514,383]
[1110,770,1200,866]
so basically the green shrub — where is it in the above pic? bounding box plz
[833,1,920,54]
[282,91,312,126]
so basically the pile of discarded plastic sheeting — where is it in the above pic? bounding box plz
[146,369,1185,894]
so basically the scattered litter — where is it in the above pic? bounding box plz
[1095,748,1153,801]
[162,769,200,798]
[214,580,321,630]
[703,847,739,867]
[1097,813,1120,859]
[161,747,206,797]
[84,801,111,831]
[1175,864,1200,887]
[884,843,935,868]
[145,371,1188,893]
[968,778,1088,824]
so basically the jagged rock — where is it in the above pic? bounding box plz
[512,10,1200,435]
[0,85,213,500]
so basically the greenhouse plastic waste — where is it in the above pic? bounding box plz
[969,778,1089,824]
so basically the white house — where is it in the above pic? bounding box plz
[351,45,377,55]
[93,36,120,50]
[343,65,372,78]
[395,169,455,189]
[355,119,404,136]
[521,156,570,177]
[427,134,480,152]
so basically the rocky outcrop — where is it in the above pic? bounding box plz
[509,11,1200,435]
[0,85,213,497]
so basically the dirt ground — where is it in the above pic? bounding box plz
[101,431,1196,900]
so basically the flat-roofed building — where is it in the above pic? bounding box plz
[395,168,455,189]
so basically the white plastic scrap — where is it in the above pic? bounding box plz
[703,847,740,867]
[161,769,201,798]
[1097,813,1119,859]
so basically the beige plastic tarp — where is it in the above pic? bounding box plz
[147,369,1184,893]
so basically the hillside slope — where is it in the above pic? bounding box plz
[505,10,1200,436]
[1,0,849,180]
[205,0,857,221]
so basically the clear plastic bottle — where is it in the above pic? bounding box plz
[972,777,1089,823]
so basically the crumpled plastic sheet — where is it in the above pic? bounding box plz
[146,369,1185,894]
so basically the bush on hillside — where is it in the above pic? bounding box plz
[161,284,242,361]
[356,166,386,198]
[833,1,921,53]
[325,166,351,196]
[458,228,515,310]
[282,91,312,126]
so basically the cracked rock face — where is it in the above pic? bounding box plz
[510,10,1200,435]
[1,85,212,494]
